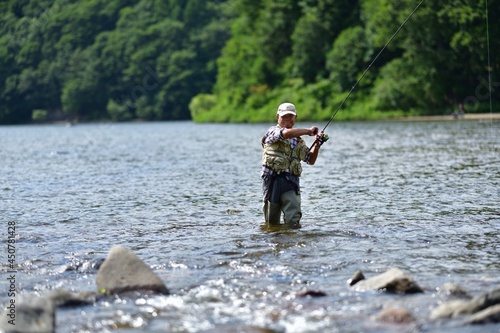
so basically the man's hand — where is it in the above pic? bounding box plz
[308,126,319,136]
[316,131,329,146]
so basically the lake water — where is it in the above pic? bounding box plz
[1,120,499,332]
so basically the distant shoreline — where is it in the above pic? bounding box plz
[386,113,500,122]
[3,113,499,126]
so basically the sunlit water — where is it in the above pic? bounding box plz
[1,120,499,333]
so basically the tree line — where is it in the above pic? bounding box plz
[0,0,498,124]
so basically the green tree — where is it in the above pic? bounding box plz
[289,10,329,83]
[326,25,368,92]
[0,0,231,124]
[290,0,360,83]
[366,0,499,113]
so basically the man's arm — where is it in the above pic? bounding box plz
[307,141,321,165]
[282,126,323,165]
[307,130,326,165]
[281,126,318,139]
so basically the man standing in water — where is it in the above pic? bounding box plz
[261,102,328,229]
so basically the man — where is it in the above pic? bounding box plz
[261,102,328,229]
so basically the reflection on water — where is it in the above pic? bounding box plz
[0,120,499,332]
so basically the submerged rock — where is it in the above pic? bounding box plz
[436,283,471,299]
[64,257,105,273]
[96,245,169,295]
[374,307,416,324]
[199,324,280,333]
[0,296,55,333]
[350,268,423,294]
[49,290,101,307]
[296,289,327,298]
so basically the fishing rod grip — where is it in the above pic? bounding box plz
[309,133,330,150]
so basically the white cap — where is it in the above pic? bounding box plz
[277,102,297,117]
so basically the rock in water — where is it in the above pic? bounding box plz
[429,300,469,320]
[49,290,100,307]
[0,296,55,333]
[467,304,500,324]
[436,283,471,299]
[374,307,416,324]
[96,245,169,295]
[351,268,423,294]
[431,288,500,320]
[296,289,327,298]
[347,270,365,286]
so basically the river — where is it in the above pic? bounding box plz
[1,120,499,332]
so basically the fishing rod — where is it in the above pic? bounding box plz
[311,0,425,148]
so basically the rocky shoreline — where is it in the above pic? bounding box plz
[1,245,499,333]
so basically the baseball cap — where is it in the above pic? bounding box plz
[277,103,297,117]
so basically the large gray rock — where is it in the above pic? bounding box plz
[431,288,500,320]
[0,296,55,333]
[350,268,423,294]
[96,245,169,295]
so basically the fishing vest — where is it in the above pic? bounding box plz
[262,137,308,176]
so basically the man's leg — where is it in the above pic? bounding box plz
[281,190,302,229]
[263,200,282,225]
[262,174,281,225]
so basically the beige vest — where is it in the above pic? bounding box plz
[262,137,308,176]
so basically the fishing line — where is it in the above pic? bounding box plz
[485,0,493,118]
[320,0,425,133]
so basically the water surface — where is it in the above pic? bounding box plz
[1,120,499,332]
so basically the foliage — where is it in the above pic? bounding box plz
[193,0,499,122]
[0,0,231,123]
[0,0,498,124]
[31,109,47,121]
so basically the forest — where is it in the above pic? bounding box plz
[0,0,498,124]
